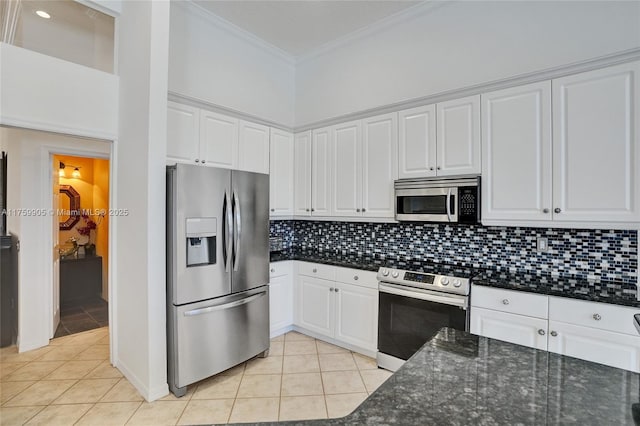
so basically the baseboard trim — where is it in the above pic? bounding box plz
[291,325,377,358]
[115,359,168,402]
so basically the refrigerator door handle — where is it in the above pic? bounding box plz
[222,191,233,271]
[183,291,267,317]
[233,192,242,271]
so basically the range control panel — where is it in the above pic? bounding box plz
[377,268,470,296]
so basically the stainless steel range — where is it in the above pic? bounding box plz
[377,264,472,371]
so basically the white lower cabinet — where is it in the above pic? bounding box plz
[334,281,378,351]
[295,263,378,354]
[269,262,293,337]
[471,284,640,373]
[547,320,640,373]
[296,275,334,336]
[471,307,548,350]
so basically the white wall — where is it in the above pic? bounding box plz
[0,43,118,140]
[1,127,110,352]
[295,1,640,126]
[168,2,296,127]
[115,0,170,402]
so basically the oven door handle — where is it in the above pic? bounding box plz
[379,282,467,308]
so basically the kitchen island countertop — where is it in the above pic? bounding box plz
[224,328,640,425]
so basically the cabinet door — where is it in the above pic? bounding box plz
[200,110,238,169]
[334,282,378,352]
[398,104,436,178]
[362,113,398,218]
[311,127,332,216]
[239,120,270,174]
[548,321,640,373]
[470,307,548,350]
[436,95,481,176]
[481,82,552,222]
[167,101,200,164]
[269,274,293,335]
[294,131,312,216]
[552,62,640,223]
[331,120,362,216]
[269,129,294,216]
[297,275,334,338]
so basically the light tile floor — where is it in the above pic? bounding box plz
[0,328,392,425]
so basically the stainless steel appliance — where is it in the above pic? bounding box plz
[167,164,270,397]
[377,265,472,371]
[395,176,480,223]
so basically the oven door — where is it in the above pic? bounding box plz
[395,187,458,222]
[378,283,468,361]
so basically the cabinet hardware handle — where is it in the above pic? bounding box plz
[270,268,275,273]
[330,287,334,292]
[270,209,275,212]
[311,208,315,212]
[430,167,434,171]
[502,299,509,305]
[550,331,558,337]
[313,268,317,273]
[593,313,602,321]
[354,276,359,280]
[554,208,561,214]
[437,166,441,170]
[306,208,310,212]
[201,160,205,164]
[356,208,361,212]
[362,208,366,212]
[543,208,549,213]
[538,329,546,336]
[335,288,339,293]
[195,159,199,163]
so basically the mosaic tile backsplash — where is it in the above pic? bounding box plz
[269,220,638,285]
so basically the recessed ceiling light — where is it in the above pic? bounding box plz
[35,10,50,19]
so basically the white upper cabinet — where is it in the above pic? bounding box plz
[167,101,200,164]
[362,113,398,218]
[398,104,437,178]
[482,82,553,222]
[239,120,270,174]
[312,127,332,216]
[331,120,362,216]
[200,110,238,169]
[437,95,481,176]
[269,129,294,216]
[294,131,312,216]
[399,98,480,179]
[552,62,640,223]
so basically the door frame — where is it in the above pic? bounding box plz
[42,140,117,362]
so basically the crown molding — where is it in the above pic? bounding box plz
[295,47,640,131]
[295,0,450,65]
[178,1,296,66]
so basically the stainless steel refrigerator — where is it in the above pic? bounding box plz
[166,164,270,397]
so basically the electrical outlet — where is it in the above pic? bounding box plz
[536,237,548,252]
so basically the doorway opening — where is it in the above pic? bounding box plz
[53,154,110,338]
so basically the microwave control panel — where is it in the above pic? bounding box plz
[458,186,479,224]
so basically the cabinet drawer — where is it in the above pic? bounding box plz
[335,267,378,290]
[549,297,640,336]
[297,262,336,281]
[470,307,548,350]
[471,285,548,319]
[269,261,292,279]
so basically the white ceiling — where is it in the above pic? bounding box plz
[193,0,422,57]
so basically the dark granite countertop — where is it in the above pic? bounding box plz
[225,328,640,426]
[270,248,639,307]
[472,268,640,308]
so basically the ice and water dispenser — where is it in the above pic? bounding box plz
[186,218,217,267]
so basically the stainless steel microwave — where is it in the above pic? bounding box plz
[395,176,480,223]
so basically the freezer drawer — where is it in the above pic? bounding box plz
[168,286,269,392]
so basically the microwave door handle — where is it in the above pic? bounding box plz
[446,188,452,222]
